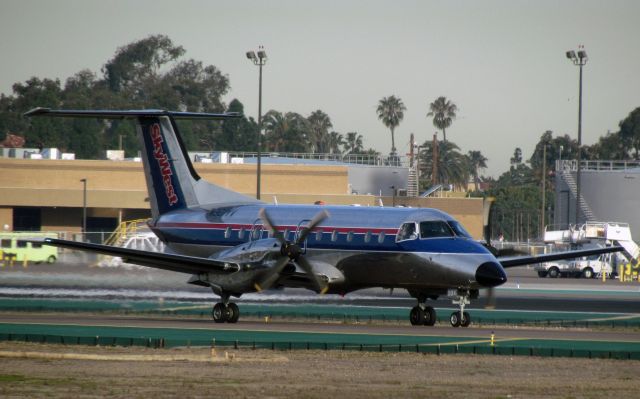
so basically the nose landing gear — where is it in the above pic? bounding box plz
[450,289,472,328]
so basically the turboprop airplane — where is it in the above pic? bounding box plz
[25,107,622,327]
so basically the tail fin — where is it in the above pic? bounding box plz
[25,108,261,219]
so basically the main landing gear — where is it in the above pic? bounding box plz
[212,293,240,324]
[409,304,437,326]
[409,293,437,326]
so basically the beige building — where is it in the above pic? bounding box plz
[0,158,485,239]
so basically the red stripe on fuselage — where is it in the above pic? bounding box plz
[156,222,398,234]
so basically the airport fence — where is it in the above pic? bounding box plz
[1,332,639,361]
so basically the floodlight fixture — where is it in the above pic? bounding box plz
[246,51,257,61]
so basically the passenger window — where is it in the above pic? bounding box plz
[420,221,455,238]
[396,222,418,242]
[224,227,231,239]
[238,228,245,239]
[364,231,372,243]
[1,239,11,248]
[378,231,386,244]
[331,230,338,242]
[32,242,43,248]
[347,231,354,242]
[16,240,28,248]
[315,230,322,241]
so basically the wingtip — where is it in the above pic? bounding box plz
[24,107,51,117]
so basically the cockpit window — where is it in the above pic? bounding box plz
[419,221,455,238]
[447,220,472,238]
[396,222,418,242]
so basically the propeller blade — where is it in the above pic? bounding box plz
[295,256,328,294]
[254,255,290,292]
[296,210,329,244]
[259,208,285,243]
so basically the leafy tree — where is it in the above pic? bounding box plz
[215,99,258,152]
[510,147,523,165]
[427,96,457,142]
[618,107,640,159]
[376,95,405,155]
[467,150,488,192]
[584,130,629,160]
[103,34,185,93]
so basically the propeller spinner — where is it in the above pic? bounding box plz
[254,208,330,294]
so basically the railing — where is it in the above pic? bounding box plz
[556,159,640,172]
[224,151,409,167]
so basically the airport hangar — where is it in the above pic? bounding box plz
[0,156,485,240]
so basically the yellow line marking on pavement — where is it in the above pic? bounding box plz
[156,305,210,311]
[582,314,640,322]
[423,338,527,346]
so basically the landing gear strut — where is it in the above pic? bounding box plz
[450,289,471,328]
[212,293,240,324]
[409,293,437,326]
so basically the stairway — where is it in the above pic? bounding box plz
[407,167,419,197]
[561,169,596,222]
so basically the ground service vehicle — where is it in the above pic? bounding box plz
[0,232,58,264]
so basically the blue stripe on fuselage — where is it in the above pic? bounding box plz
[154,204,489,254]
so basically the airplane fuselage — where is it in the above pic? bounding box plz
[151,204,504,296]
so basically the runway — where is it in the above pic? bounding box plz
[2,258,640,358]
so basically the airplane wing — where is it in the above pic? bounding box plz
[498,245,623,268]
[33,238,240,274]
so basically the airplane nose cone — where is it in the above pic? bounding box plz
[476,262,507,287]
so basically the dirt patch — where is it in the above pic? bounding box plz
[0,341,638,398]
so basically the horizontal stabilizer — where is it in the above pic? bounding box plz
[36,238,239,275]
[24,107,241,120]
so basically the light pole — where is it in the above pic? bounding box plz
[80,178,87,239]
[246,46,267,200]
[566,47,587,225]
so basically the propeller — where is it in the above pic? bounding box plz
[254,208,330,294]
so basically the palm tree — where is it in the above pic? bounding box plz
[344,132,364,154]
[467,150,488,192]
[419,139,470,190]
[327,131,345,154]
[427,96,457,142]
[376,95,406,155]
[263,110,309,152]
[307,110,333,153]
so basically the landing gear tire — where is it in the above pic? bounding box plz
[424,306,436,326]
[227,303,240,323]
[212,303,229,323]
[450,311,461,327]
[410,306,425,326]
[461,311,471,327]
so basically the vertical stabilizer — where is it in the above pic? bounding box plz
[23,108,261,220]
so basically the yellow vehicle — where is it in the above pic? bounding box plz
[0,232,58,264]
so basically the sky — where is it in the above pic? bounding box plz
[1,0,638,177]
